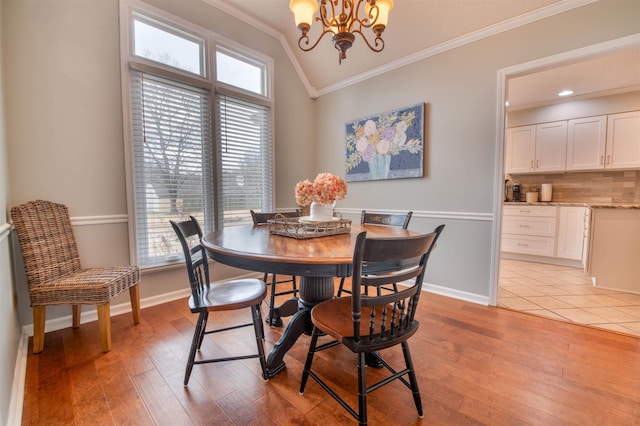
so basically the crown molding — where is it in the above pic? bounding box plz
[203,0,595,99]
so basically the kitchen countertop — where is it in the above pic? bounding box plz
[503,202,640,209]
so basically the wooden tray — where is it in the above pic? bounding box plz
[268,216,351,239]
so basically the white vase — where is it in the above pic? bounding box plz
[309,201,334,220]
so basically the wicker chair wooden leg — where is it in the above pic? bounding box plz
[72,305,81,328]
[97,303,112,353]
[32,306,46,354]
[129,285,141,324]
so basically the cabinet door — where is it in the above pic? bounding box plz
[566,116,607,171]
[556,206,587,260]
[505,126,535,174]
[535,121,567,172]
[605,111,640,169]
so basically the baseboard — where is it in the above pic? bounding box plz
[7,333,28,426]
[422,282,491,305]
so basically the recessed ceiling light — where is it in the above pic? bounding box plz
[558,90,574,97]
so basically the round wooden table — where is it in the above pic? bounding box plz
[202,222,418,378]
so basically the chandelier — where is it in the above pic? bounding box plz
[289,0,394,64]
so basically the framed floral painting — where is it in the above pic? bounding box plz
[345,103,424,182]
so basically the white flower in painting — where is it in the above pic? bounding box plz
[364,119,377,136]
[396,121,408,133]
[356,136,369,152]
[394,131,407,146]
[376,139,391,154]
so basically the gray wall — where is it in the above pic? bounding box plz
[312,0,640,298]
[1,0,23,423]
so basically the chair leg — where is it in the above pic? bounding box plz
[357,352,367,426]
[72,304,81,328]
[336,277,347,297]
[129,284,141,324]
[196,311,208,350]
[292,276,298,296]
[32,306,46,354]
[299,326,320,394]
[97,303,112,352]
[267,273,282,327]
[402,341,423,418]
[185,312,206,386]
[251,303,268,380]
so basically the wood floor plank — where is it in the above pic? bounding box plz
[22,290,640,425]
[131,368,193,425]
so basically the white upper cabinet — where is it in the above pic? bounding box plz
[605,111,640,169]
[506,121,566,174]
[535,121,568,172]
[566,116,607,171]
[505,125,536,174]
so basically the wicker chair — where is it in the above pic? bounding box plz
[250,209,300,327]
[10,200,141,353]
[336,210,413,297]
[300,225,444,426]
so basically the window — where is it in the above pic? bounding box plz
[132,13,205,77]
[122,2,274,268]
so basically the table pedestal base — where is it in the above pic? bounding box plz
[265,275,334,378]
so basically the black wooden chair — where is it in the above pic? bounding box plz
[170,216,268,385]
[300,225,444,426]
[336,210,413,297]
[250,209,300,327]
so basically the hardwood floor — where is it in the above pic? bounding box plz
[22,280,640,425]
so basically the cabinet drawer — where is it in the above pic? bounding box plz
[502,216,557,237]
[503,205,557,217]
[501,235,556,257]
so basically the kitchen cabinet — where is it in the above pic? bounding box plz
[505,121,567,174]
[556,206,589,262]
[566,115,607,171]
[589,208,640,293]
[501,205,557,257]
[605,111,640,169]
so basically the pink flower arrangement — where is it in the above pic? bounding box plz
[295,173,348,206]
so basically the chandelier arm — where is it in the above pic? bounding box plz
[317,0,336,29]
[360,1,378,29]
[352,29,385,53]
[297,29,336,52]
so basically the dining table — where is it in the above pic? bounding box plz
[201,221,420,378]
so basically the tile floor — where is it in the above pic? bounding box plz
[498,258,640,338]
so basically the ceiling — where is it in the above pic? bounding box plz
[204,0,639,103]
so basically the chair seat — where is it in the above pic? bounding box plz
[189,278,267,312]
[29,266,140,306]
[312,296,418,351]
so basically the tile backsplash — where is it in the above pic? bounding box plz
[506,171,640,204]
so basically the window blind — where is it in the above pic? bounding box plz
[216,92,273,225]
[130,71,213,267]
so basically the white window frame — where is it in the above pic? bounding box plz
[119,0,275,269]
